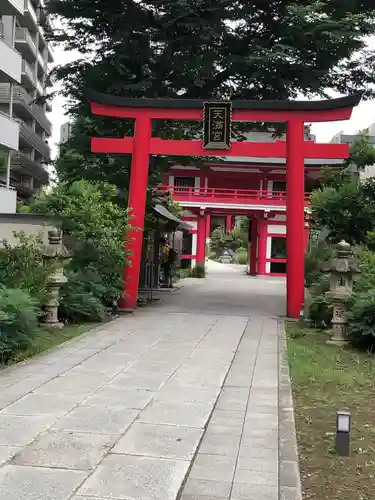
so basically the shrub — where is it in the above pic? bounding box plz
[348,289,375,352]
[0,231,54,307]
[354,246,375,292]
[188,264,206,278]
[304,241,335,288]
[58,270,107,323]
[0,287,39,364]
[235,247,248,265]
[308,293,333,328]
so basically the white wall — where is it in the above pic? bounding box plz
[0,187,16,213]
[0,112,19,150]
[0,37,21,83]
[0,214,55,245]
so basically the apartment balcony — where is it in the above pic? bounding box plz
[11,151,49,183]
[0,111,19,150]
[21,59,35,91]
[0,185,17,213]
[22,0,38,31]
[15,27,37,60]
[18,119,50,159]
[0,84,52,135]
[159,186,311,211]
[0,0,24,15]
[0,32,22,84]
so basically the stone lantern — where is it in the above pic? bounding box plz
[42,230,71,329]
[322,240,360,345]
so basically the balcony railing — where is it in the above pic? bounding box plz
[15,27,37,55]
[18,119,50,159]
[21,59,34,83]
[158,186,311,206]
[0,84,52,134]
[11,152,49,183]
[24,0,38,26]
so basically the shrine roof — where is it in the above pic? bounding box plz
[87,90,362,112]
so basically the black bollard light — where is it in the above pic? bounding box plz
[335,411,351,456]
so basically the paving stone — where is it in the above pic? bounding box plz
[155,384,220,405]
[280,486,302,500]
[125,359,181,375]
[0,414,55,446]
[216,388,249,412]
[1,393,79,416]
[83,386,155,409]
[231,484,278,500]
[280,461,301,488]
[0,464,88,500]
[207,423,243,437]
[199,430,241,457]
[181,496,227,500]
[237,456,278,474]
[78,454,189,500]
[13,430,115,470]
[183,478,232,498]
[112,422,203,460]
[140,401,212,428]
[0,446,22,465]
[32,373,107,396]
[234,469,278,487]
[53,405,139,434]
[108,371,170,391]
[190,454,236,482]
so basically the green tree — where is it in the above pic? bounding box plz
[47,0,375,188]
[311,135,375,246]
[29,180,130,321]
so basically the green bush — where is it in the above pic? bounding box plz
[0,287,39,364]
[354,246,375,292]
[188,264,206,278]
[0,231,54,307]
[304,241,335,288]
[59,270,107,323]
[348,289,375,352]
[235,247,248,265]
[308,293,333,328]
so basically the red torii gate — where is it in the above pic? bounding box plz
[88,91,361,318]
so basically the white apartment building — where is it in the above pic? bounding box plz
[0,0,53,211]
[330,124,375,180]
[60,121,72,144]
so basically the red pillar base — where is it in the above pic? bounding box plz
[257,216,267,275]
[249,217,258,275]
[196,212,206,265]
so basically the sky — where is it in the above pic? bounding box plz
[47,37,375,159]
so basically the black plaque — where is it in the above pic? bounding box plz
[203,102,232,150]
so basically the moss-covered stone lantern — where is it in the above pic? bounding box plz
[322,240,360,345]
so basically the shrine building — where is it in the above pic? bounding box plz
[159,130,343,276]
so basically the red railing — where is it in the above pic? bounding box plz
[158,186,311,205]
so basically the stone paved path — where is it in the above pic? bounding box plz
[0,263,300,500]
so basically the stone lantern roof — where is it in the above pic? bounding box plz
[322,240,361,275]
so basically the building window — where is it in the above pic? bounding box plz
[273,181,286,192]
[271,237,286,259]
[174,177,195,191]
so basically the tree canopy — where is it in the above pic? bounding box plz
[47,0,375,191]
[311,134,375,247]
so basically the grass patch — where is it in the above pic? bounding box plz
[1,323,98,368]
[287,325,375,500]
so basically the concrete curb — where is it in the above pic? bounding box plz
[278,320,302,500]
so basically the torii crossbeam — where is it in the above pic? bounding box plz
[88,90,362,318]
